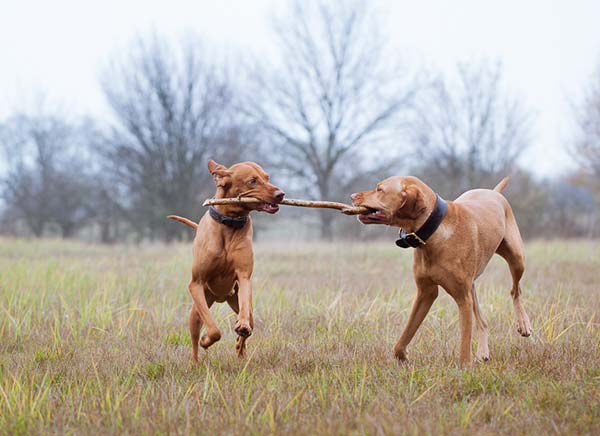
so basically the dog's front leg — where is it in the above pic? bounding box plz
[455,291,474,367]
[188,281,221,349]
[394,281,438,361]
[234,276,253,339]
[226,293,250,358]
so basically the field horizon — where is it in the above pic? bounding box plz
[1,238,599,435]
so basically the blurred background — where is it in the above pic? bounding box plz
[0,0,599,243]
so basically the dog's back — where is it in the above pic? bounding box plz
[454,177,513,240]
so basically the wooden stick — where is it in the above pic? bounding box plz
[202,197,371,215]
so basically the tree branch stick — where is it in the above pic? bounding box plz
[202,197,370,215]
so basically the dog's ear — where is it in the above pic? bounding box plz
[395,186,427,220]
[207,159,232,188]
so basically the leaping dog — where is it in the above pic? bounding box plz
[168,160,285,360]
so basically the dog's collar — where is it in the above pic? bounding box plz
[396,195,448,249]
[208,206,248,229]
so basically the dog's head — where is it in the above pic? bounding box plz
[350,176,431,226]
[208,160,285,214]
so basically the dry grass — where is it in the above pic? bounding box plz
[0,238,599,435]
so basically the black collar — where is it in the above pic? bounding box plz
[208,206,248,229]
[396,195,448,248]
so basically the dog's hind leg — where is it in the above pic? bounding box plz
[189,293,215,362]
[188,281,221,349]
[471,284,489,361]
[190,305,202,362]
[189,301,215,362]
[496,210,532,337]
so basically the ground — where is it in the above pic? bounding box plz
[0,238,599,435]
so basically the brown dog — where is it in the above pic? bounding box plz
[351,176,532,366]
[168,160,285,360]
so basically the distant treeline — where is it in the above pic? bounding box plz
[1,1,599,242]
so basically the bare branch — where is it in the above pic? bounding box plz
[242,0,417,238]
[409,60,532,196]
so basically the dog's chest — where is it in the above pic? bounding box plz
[201,247,251,297]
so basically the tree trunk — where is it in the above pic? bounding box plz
[28,219,45,238]
[164,224,179,243]
[319,210,334,240]
[60,224,76,239]
[100,220,113,244]
[317,175,334,240]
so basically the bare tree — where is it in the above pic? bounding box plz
[0,113,93,238]
[49,164,95,238]
[243,0,417,239]
[410,61,532,198]
[1,115,58,236]
[574,61,600,199]
[100,34,240,241]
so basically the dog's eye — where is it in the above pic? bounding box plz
[376,186,383,193]
[247,178,257,186]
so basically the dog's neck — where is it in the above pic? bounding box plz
[213,188,251,218]
[212,205,249,218]
[208,206,249,229]
[395,193,450,249]
[396,187,438,233]
[414,201,455,251]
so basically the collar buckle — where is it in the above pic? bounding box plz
[396,231,426,248]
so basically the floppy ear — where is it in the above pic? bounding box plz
[207,159,231,188]
[395,186,427,220]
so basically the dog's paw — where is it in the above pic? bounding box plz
[234,320,252,338]
[475,353,490,362]
[200,330,221,349]
[475,343,490,362]
[394,347,408,362]
[517,320,532,337]
[517,326,531,337]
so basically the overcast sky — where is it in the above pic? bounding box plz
[1,0,599,176]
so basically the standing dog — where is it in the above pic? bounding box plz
[350,176,532,366]
[168,160,285,360]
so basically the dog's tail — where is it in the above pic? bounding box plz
[167,215,198,230]
[493,177,510,193]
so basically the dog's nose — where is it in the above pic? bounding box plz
[274,190,285,202]
[351,193,359,202]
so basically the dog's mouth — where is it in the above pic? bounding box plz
[256,203,280,214]
[357,207,387,224]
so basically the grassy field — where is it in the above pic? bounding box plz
[0,238,599,435]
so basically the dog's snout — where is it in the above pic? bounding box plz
[351,193,360,202]
[274,190,285,202]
